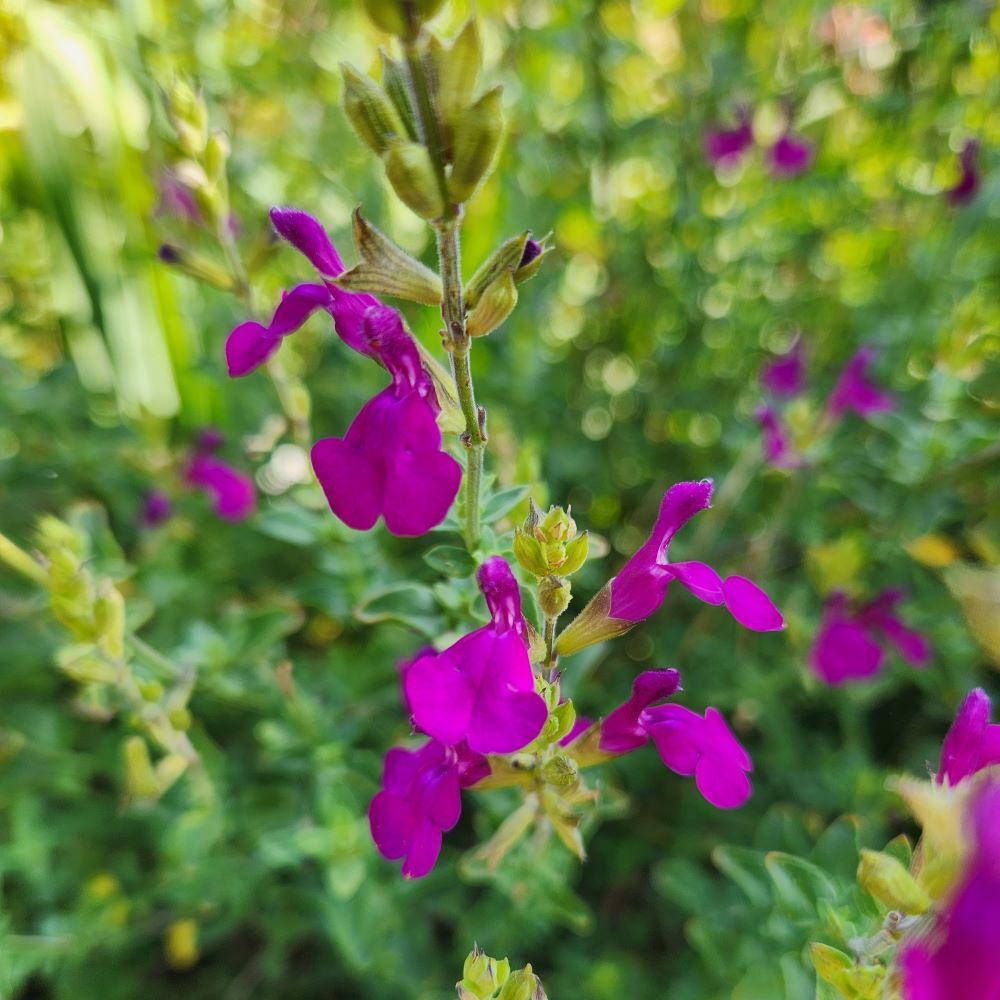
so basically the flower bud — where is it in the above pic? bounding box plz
[383,141,445,220]
[157,244,236,292]
[341,63,406,156]
[438,19,482,151]
[165,77,207,157]
[94,582,125,660]
[359,0,445,39]
[538,575,572,620]
[123,735,159,800]
[809,943,853,985]
[448,86,504,204]
[459,948,510,999]
[378,49,418,141]
[513,529,549,577]
[467,270,517,337]
[560,532,590,576]
[540,750,578,789]
[497,968,546,1000]
[541,700,577,745]
[465,232,530,310]
[857,849,931,914]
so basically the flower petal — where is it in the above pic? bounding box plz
[401,819,442,879]
[645,704,704,776]
[938,688,990,785]
[368,791,415,861]
[270,207,344,278]
[703,707,752,772]
[695,754,752,808]
[669,561,725,605]
[722,576,784,631]
[810,618,883,685]
[403,649,476,747]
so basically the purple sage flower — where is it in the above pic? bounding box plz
[556,481,783,655]
[704,109,754,167]
[310,305,461,536]
[368,737,489,879]
[946,140,980,207]
[936,688,1000,787]
[755,406,802,469]
[898,781,1000,1000]
[760,337,806,397]
[598,669,682,754]
[827,345,895,420]
[403,557,549,754]
[643,704,753,809]
[809,589,930,685]
[140,489,173,528]
[184,432,256,522]
[768,132,813,178]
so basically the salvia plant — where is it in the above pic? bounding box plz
[1,0,998,996]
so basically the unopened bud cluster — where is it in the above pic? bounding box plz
[514,500,589,622]
[457,947,547,1000]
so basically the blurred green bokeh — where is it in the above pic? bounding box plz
[1,0,998,997]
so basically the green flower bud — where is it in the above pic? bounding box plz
[538,575,572,620]
[165,76,207,157]
[55,643,117,685]
[383,141,445,220]
[467,270,517,337]
[857,849,931,914]
[94,582,125,660]
[168,707,193,732]
[378,49,418,141]
[560,532,589,576]
[835,964,885,999]
[438,19,482,153]
[513,528,549,577]
[448,86,504,204]
[359,0,445,39]
[459,948,510,999]
[541,505,576,541]
[465,232,530,310]
[540,750,578,788]
[123,736,158,800]
[809,943,854,986]
[341,64,406,156]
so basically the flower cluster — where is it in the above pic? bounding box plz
[370,483,782,877]
[809,589,930,685]
[756,338,895,469]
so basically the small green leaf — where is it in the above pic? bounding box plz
[765,852,839,917]
[482,486,530,524]
[353,583,441,638]
[423,544,477,576]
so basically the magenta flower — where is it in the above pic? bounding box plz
[182,431,256,522]
[809,589,930,685]
[140,489,173,528]
[946,140,980,207]
[225,207,385,378]
[704,110,754,167]
[610,481,783,629]
[827,345,895,420]
[403,558,548,754]
[643,704,753,809]
[768,132,813,177]
[598,669,682,753]
[936,688,1000,787]
[899,782,1000,1000]
[760,337,806,397]
[310,304,461,535]
[155,172,202,224]
[368,737,489,879]
[755,406,802,469]
[557,481,783,655]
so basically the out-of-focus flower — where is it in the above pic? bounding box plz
[310,305,461,535]
[140,490,173,528]
[898,782,1000,1000]
[755,406,803,469]
[936,688,1000,787]
[368,737,489,879]
[810,589,930,685]
[818,4,892,63]
[155,172,202,224]
[946,140,981,207]
[404,558,548,754]
[827,345,895,420]
[768,132,813,178]
[704,109,754,167]
[643,704,753,808]
[184,431,256,522]
[760,337,806,397]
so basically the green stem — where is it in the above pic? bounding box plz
[436,220,486,549]
[0,531,48,587]
[543,616,557,675]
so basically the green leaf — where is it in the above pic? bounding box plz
[481,486,530,524]
[256,507,324,546]
[423,544,478,576]
[713,845,771,907]
[765,852,839,918]
[353,583,441,638]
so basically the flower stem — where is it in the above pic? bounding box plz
[0,531,48,587]
[543,617,558,676]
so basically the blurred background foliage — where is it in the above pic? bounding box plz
[1,0,999,996]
